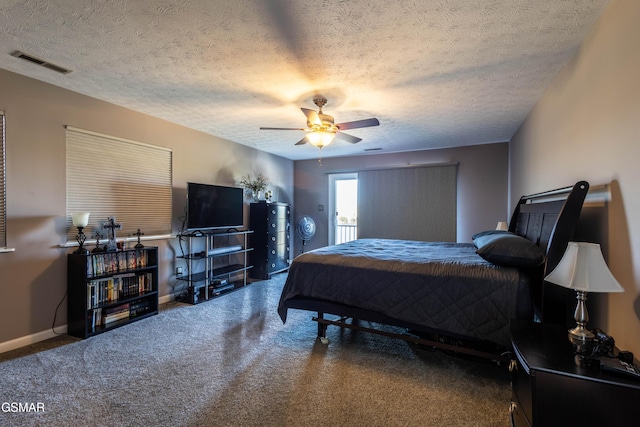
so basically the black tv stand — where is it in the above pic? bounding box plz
[176,230,253,304]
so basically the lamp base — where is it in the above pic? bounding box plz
[567,290,595,355]
[568,326,595,355]
[74,227,88,255]
[569,325,595,342]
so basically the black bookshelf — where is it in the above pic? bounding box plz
[67,247,159,338]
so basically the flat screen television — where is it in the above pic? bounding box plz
[186,182,244,231]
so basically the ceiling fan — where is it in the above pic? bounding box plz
[260,97,380,149]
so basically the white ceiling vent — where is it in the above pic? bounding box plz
[10,51,72,75]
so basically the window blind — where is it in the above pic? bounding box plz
[0,112,6,248]
[357,164,457,242]
[65,126,172,242]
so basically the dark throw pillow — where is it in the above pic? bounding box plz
[471,229,511,241]
[473,232,545,268]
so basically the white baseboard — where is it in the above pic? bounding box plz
[1,294,177,354]
[0,325,68,354]
[159,293,175,305]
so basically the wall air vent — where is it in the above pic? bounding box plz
[10,50,72,75]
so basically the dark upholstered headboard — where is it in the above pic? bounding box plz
[508,181,590,322]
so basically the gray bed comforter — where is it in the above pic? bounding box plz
[278,238,530,347]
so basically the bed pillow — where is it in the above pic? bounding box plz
[471,229,511,241]
[473,232,545,268]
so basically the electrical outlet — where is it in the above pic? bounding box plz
[176,267,183,275]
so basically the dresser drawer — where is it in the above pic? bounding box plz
[510,358,532,424]
[268,257,289,273]
[267,244,289,260]
[509,398,531,427]
[268,231,289,246]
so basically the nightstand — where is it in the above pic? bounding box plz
[509,319,640,426]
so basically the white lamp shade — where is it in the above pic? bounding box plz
[71,212,91,228]
[496,221,508,231]
[545,242,624,293]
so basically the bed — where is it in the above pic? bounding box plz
[277,181,590,360]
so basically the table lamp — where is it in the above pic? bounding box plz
[544,242,624,351]
[71,212,90,254]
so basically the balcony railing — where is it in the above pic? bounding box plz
[336,224,357,244]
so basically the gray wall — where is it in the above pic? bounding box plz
[0,69,293,349]
[510,0,640,356]
[293,142,509,254]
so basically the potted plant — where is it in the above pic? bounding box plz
[240,173,269,202]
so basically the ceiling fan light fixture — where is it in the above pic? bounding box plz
[307,130,336,148]
[259,96,379,154]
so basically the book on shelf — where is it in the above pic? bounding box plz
[127,251,137,270]
[130,300,151,317]
[103,311,129,324]
[86,272,154,309]
[91,308,102,328]
[87,256,93,277]
[87,249,149,277]
[118,253,128,271]
[103,303,130,324]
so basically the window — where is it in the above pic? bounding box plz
[65,126,172,243]
[0,112,6,249]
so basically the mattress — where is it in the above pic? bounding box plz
[278,238,532,346]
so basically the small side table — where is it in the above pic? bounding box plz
[509,319,640,426]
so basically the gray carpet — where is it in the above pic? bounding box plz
[0,274,511,426]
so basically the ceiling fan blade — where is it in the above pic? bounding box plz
[335,118,380,131]
[334,132,362,144]
[301,108,321,126]
[260,127,306,131]
[295,136,308,145]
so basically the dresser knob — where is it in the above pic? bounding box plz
[508,359,517,373]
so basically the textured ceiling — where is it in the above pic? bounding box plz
[0,0,609,160]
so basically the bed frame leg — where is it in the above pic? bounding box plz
[317,312,329,344]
